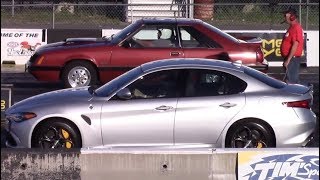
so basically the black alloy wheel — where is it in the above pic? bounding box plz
[32,119,81,149]
[225,121,275,148]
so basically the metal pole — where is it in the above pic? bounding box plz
[306,0,309,30]
[52,4,55,29]
[11,0,14,17]
[299,0,302,23]
[130,7,133,22]
[130,0,133,23]
[190,0,194,19]
[270,3,275,30]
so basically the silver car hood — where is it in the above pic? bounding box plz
[7,87,92,113]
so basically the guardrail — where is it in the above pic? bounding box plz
[1,148,319,180]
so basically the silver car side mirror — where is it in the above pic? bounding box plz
[116,88,132,100]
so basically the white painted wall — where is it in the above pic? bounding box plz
[1,29,318,67]
[306,31,319,66]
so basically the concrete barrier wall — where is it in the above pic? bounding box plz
[80,150,237,180]
[1,148,319,180]
[1,148,237,180]
[1,148,81,180]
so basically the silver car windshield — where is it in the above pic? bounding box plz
[95,66,143,97]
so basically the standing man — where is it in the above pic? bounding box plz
[280,8,304,84]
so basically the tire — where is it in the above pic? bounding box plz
[31,119,82,149]
[225,120,275,148]
[62,61,97,88]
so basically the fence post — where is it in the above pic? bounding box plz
[11,0,14,17]
[306,0,309,30]
[299,0,302,24]
[52,4,55,29]
[190,0,194,19]
[131,4,133,22]
[270,3,275,30]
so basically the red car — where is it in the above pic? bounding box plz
[26,18,268,88]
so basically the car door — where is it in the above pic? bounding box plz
[110,24,184,68]
[178,26,228,60]
[174,69,247,146]
[100,69,183,147]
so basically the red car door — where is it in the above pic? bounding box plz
[110,47,184,67]
[178,26,228,61]
[110,25,184,68]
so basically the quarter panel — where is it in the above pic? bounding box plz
[174,94,245,145]
[221,91,317,147]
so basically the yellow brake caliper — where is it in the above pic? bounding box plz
[257,142,263,148]
[61,129,72,148]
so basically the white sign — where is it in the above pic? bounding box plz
[1,29,46,65]
[238,150,319,180]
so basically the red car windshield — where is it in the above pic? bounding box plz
[111,21,142,44]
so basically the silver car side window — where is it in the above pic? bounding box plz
[125,70,181,99]
[185,69,247,97]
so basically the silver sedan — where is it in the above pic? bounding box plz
[4,58,317,149]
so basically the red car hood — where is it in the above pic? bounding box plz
[64,37,106,44]
[38,37,110,51]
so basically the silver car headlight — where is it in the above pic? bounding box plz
[6,112,37,122]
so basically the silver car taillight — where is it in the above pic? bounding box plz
[282,99,311,109]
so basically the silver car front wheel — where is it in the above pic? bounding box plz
[31,119,82,149]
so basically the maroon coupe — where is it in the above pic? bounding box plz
[26,18,268,88]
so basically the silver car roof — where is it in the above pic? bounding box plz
[140,58,245,73]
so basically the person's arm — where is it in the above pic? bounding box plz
[283,41,299,68]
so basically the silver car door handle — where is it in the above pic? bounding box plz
[155,105,173,111]
[219,102,237,108]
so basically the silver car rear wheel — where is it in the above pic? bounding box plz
[226,121,275,148]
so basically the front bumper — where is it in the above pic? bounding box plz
[2,120,19,148]
[24,62,61,82]
[1,128,18,148]
[2,118,31,148]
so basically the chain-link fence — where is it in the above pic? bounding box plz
[1,2,319,30]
